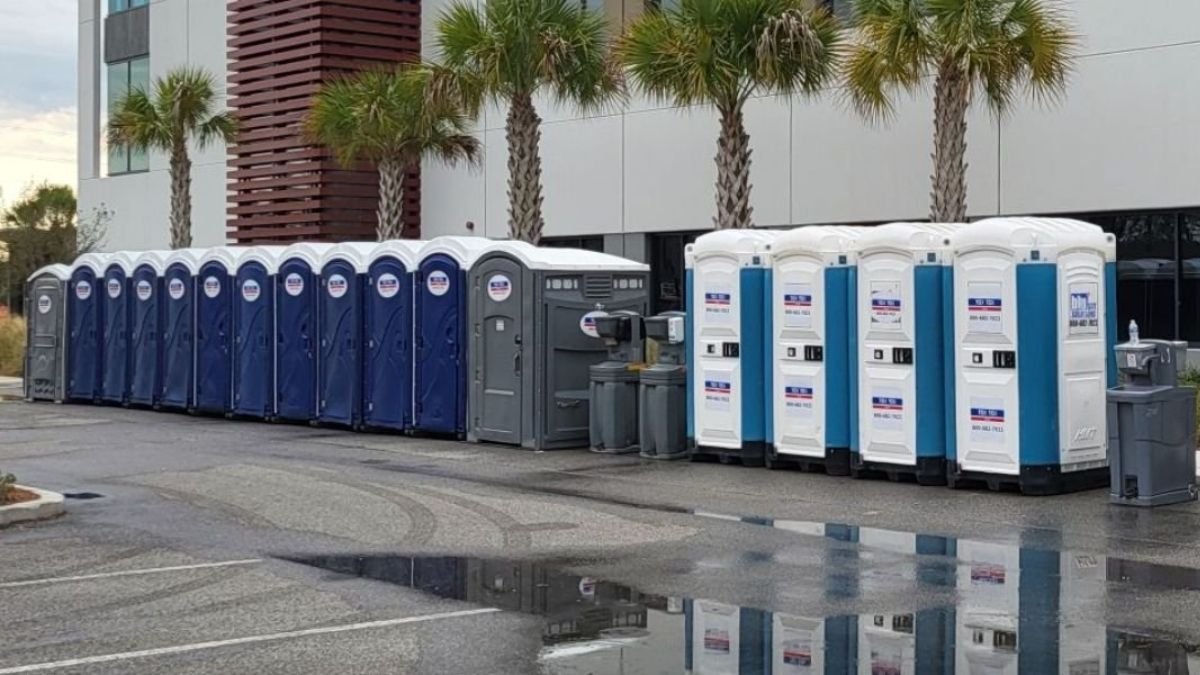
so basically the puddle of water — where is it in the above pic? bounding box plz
[63,492,104,500]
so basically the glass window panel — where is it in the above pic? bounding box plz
[109,0,128,13]
[131,0,149,6]
[106,61,131,174]
[129,56,150,95]
[1177,211,1200,344]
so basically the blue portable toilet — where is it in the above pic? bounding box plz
[233,246,284,419]
[159,249,205,411]
[128,250,170,407]
[67,253,110,402]
[318,242,376,427]
[362,240,423,432]
[195,247,254,415]
[412,237,491,437]
[99,252,137,405]
[275,242,335,423]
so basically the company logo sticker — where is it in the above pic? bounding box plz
[579,310,607,338]
[241,279,261,302]
[327,274,348,299]
[376,273,400,299]
[284,273,305,297]
[426,270,450,297]
[487,274,512,302]
[136,280,153,301]
[37,295,52,314]
[75,281,92,301]
[168,278,186,300]
[870,394,904,430]
[203,276,221,299]
[106,278,122,299]
[969,396,1006,444]
[704,379,732,411]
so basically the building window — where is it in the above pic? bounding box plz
[107,56,150,175]
[649,231,703,313]
[541,236,605,253]
[821,0,854,22]
[109,0,148,13]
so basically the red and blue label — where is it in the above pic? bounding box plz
[785,386,813,401]
[871,396,903,411]
[783,293,812,308]
[705,380,732,395]
[968,297,1002,312]
[704,292,731,306]
[871,298,901,313]
[970,406,1005,424]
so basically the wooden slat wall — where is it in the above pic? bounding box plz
[227,0,422,243]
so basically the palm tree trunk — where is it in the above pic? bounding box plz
[931,63,970,223]
[715,104,754,230]
[168,142,192,249]
[505,92,545,243]
[376,158,406,241]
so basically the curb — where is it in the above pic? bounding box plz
[0,486,65,528]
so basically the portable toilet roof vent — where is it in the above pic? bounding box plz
[323,242,379,272]
[952,217,1114,263]
[687,229,777,265]
[768,226,865,262]
[852,222,957,262]
[418,236,493,268]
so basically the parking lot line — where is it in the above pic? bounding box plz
[0,559,263,589]
[0,607,501,674]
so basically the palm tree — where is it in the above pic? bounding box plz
[620,0,842,230]
[432,0,622,243]
[307,67,480,240]
[845,0,1075,222]
[108,67,237,249]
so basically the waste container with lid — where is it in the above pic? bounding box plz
[1108,339,1196,506]
[588,310,645,454]
[24,264,71,402]
[640,311,688,460]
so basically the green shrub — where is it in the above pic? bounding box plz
[1179,368,1200,445]
[0,471,15,502]
[0,316,24,377]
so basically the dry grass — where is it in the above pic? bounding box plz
[0,316,25,378]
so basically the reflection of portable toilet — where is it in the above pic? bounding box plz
[24,264,71,402]
[160,249,205,411]
[195,247,253,415]
[685,599,767,674]
[947,218,1115,494]
[686,230,777,466]
[233,246,284,419]
[99,252,137,405]
[764,226,863,475]
[468,242,650,450]
[319,242,375,427]
[414,236,492,437]
[67,253,110,402]
[362,240,423,432]
[275,243,333,422]
[129,251,170,407]
[851,223,956,485]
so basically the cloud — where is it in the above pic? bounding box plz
[0,105,77,207]
[0,0,77,112]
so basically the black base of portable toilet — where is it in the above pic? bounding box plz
[690,441,767,468]
[852,454,947,486]
[947,463,1109,495]
[766,446,851,476]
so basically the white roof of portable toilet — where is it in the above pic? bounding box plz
[28,264,71,282]
[687,229,778,267]
[768,226,866,263]
[280,242,336,271]
[101,251,138,275]
[238,246,286,274]
[322,242,378,273]
[487,241,649,272]
[163,248,207,275]
[72,253,111,276]
[198,246,256,273]
[853,222,958,262]
[132,250,172,275]
[951,217,1113,263]
[369,239,424,271]
[418,236,493,269]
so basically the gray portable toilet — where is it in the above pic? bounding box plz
[24,264,72,402]
[468,242,650,450]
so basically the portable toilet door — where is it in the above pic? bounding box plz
[468,242,650,450]
[195,247,252,415]
[233,246,284,419]
[763,227,863,476]
[947,218,1114,495]
[318,242,375,427]
[686,230,777,466]
[362,240,423,432]
[413,236,492,436]
[24,264,71,402]
[129,251,170,407]
[67,253,109,402]
[99,252,137,405]
[684,599,768,674]
[160,249,204,410]
[275,243,333,423]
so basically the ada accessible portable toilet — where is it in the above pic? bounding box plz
[24,264,71,402]
[413,236,492,436]
[318,242,376,427]
[233,246,284,419]
[468,242,650,450]
[275,242,334,423]
[129,250,171,407]
[362,239,424,432]
[160,249,205,410]
[99,251,137,405]
[851,223,956,485]
[763,226,863,475]
[67,253,110,402]
[947,217,1116,495]
[685,229,776,466]
[195,247,253,415]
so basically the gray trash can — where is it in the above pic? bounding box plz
[589,311,644,454]
[1108,339,1197,506]
[640,312,688,460]
[24,264,72,402]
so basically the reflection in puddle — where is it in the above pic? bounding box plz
[283,516,1200,674]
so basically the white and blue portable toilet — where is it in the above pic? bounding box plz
[947,217,1115,495]
[195,247,253,415]
[233,246,284,419]
[686,229,777,466]
[685,599,767,673]
[362,239,424,432]
[413,236,492,437]
[851,223,957,485]
[275,242,334,423]
[763,226,864,475]
[128,250,170,407]
[318,242,375,427]
[160,249,205,411]
[99,251,137,405]
[24,264,71,402]
[67,253,109,402]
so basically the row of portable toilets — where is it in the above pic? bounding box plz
[687,217,1118,495]
[23,237,650,447]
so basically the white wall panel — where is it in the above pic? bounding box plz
[189,160,228,247]
[1069,0,1200,56]
[623,105,718,232]
[420,145,487,239]
[540,115,623,237]
[188,0,230,89]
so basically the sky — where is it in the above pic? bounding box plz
[0,0,78,210]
